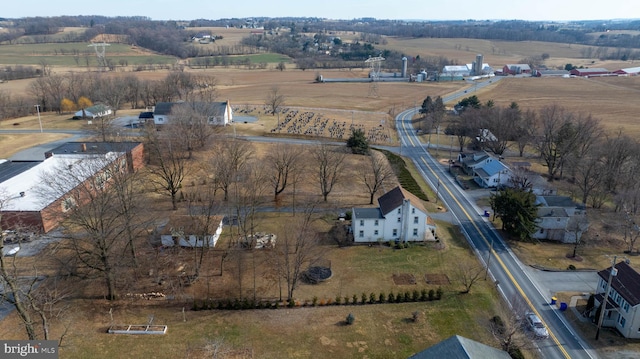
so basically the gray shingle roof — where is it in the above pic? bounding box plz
[408,335,510,359]
[378,186,426,216]
[598,261,640,307]
[352,208,383,219]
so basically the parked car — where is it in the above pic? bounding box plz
[526,313,549,338]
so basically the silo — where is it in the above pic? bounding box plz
[475,54,484,75]
[402,57,408,78]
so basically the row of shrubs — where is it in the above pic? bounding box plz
[192,287,443,311]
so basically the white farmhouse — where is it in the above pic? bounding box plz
[351,186,436,243]
[593,261,640,339]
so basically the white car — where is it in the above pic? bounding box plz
[526,313,549,338]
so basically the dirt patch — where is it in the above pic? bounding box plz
[424,273,451,285]
[392,273,416,285]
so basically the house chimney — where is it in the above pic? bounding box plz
[81,143,87,152]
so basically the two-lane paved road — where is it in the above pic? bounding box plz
[395,104,598,359]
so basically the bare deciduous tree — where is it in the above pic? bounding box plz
[265,86,286,116]
[311,143,346,202]
[455,261,484,294]
[39,155,140,300]
[166,103,220,159]
[273,208,324,301]
[266,143,302,200]
[0,222,38,339]
[211,139,253,201]
[145,126,189,210]
[358,150,394,204]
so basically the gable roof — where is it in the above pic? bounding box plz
[537,195,579,208]
[598,261,640,307]
[153,101,229,117]
[474,160,509,178]
[47,142,141,156]
[505,63,531,71]
[378,186,426,216]
[409,335,510,359]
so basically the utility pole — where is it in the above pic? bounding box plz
[448,135,453,172]
[595,256,617,340]
[484,237,494,280]
[35,104,42,133]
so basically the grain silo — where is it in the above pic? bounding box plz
[402,57,408,78]
[474,54,484,76]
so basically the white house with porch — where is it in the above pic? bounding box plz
[592,261,640,339]
[351,186,436,243]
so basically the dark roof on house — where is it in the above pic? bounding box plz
[597,261,640,306]
[408,335,510,359]
[46,142,141,156]
[378,186,426,216]
[537,195,577,208]
[153,101,228,116]
[138,111,154,119]
[0,161,41,183]
[352,207,383,219]
[537,207,568,218]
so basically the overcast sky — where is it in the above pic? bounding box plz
[2,0,637,22]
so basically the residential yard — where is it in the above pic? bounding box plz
[0,217,511,359]
[3,32,640,358]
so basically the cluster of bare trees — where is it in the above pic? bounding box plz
[23,71,217,117]
[447,101,640,250]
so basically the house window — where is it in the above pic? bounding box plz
[374,230,378,236]
[413,216,418,224]
[360,220,364,226]
[411,208,415,214]
[624,302,630,312]
[397,208,401,214]
[397,217,401,223]
[359,231,364,238]
[374,220,379,226]
[393,229,397,236]
[539,228,544,233]
[412,228,418,236]
[620,316,626,328]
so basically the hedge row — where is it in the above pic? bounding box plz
[192,287,443,311]
[379,149,429,201]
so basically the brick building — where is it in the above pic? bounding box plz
[0,142,144,233]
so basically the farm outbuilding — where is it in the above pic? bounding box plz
[569,68,610,77]
[74,104,112,119]
[613,66,640,76]
[502,64,531,75]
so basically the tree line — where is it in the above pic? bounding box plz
[0,70,218,120]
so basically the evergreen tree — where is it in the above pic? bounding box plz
[490,188,539,241]
[346,128,369,155]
